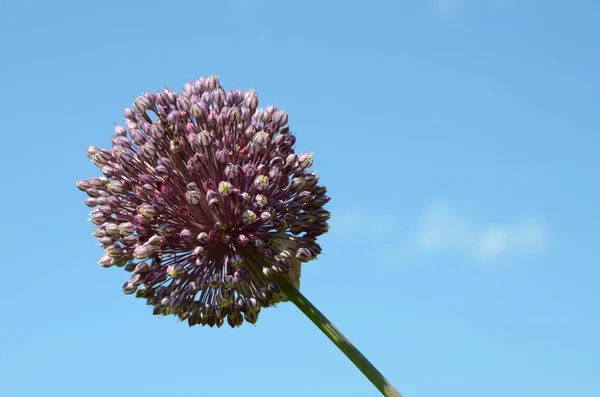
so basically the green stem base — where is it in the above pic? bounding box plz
[275,276,403,397]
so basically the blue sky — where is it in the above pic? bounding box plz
[0,0,598,396]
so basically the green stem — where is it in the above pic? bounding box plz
[275,276,403,397]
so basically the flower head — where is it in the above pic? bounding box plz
[78,76,329,327]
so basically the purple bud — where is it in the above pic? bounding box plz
[224,164,239,179]
[255,194,268,207]
[267,281,281,294]
[166,110,180,124]
[198,130,212,146]
[242,210,257,225]
[253,131,269,147]
[298,152,313,169]
[180,229,192,241]
[124,108,136,120]
[244,90,258,109]
[227,107,240,121]
[105,244,123,258]
[112,125,126,137]
[118,222,135,235]
[168,264,184,277]
[206,75,218,90]
[186,190,203,205]
[272,110,288,126]
[107,181,124,194]
[76,180,91,191]
[139,205,156,220]
[84,198,98,207]
[134,244,155,259]
[134,261,151,273]
[296,247,313,262]
[177,96,190,111]
[105,223,119,236]
[215,149,228,163]
[191,103,204,118]
[197,232,209,244]
[253,175,269,191]
[99,254,113,268]
[212,88,225,103]
[285,153,297,167]
[218,181,233,196]
[237,234,249,246]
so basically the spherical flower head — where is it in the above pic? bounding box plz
[78,76,330,328]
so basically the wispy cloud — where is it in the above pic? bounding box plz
[415,203,548,261]
[331,211,395,238]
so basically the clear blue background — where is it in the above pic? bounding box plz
[0,1,598,396]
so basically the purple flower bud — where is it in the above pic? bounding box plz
[255,194,268,207]
[253,131,269,147]
[197,232,209,244]
[198,130,212,146]
[123,281,137,294]
[253,175,269,191]
[124,108,136,120]
[134,97,148,114]
[285,154,297,167]
[167,110,180,124]
[180,229,192,241]
[92,228,107,239]
[137,205,155,220]
[218,181,233,196]
[295,247,313,262]
[206,75,219,90]
[267,281,281,294]
[99,236,114,246]
[186,190,203,205]
[84,198,98,207]
[242,210,257,225]
[215,148,228,163]
[168,264,184,277]
[311,195,331,206]
[212,88,225,103]
[114,125,127,137]
[107,181,124,194]
[201,91,212,104]
[134,261,150,273]
[177,96,190,112]
[134,244,155,259]
[119,222,135,236]
[99,254,113,268]
[147,235,162,245]
[91,210,108,225]
[272,110,288,126]
[191,103,203,118]
[244,89,258,110]
[237,234,249,246]
[193,246,205,257]
[297,152,313,169]
[106,196,120,209]
[122,235,138,246]
[105,244,123,258]
[76,180,91,191]
[227,107,240,121]
[314,209,331,221]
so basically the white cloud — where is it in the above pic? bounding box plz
[416,203,548,261]
[331,211,395,238]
